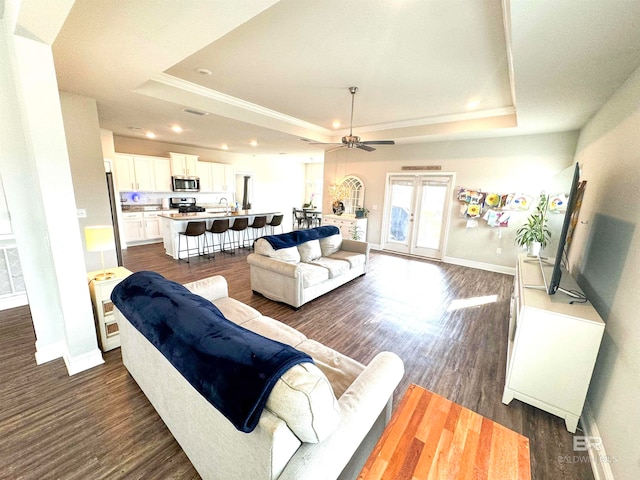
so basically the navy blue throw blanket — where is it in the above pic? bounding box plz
[111,271,312,433]
[262,225,340,250]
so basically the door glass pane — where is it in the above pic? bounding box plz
[416,181,448,250]
[387,180,413,244]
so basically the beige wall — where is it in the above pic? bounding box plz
[60,92,117,271]
[324,131,578,270]
[570,65,640,479]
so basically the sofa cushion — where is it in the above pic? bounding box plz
[296,339,365,399]
[328,251,367,269]
[297,239,322,263]
[298,262,330,288]
[266,362,341,443]
[254,239,301,263]
[309,257,350,278]
[319,233,342,257]
[244,316,307,347]
[212,297,262,325]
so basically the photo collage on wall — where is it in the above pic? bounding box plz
[456,188,536,228]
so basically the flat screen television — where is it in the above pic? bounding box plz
[544,162,583,296]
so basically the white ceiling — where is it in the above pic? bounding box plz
[51,0,640,161]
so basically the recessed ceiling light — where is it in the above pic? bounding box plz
[171,125,182,133]
[221,144,229,150]
[145,131,156,139]
[195,68,212,76]
[332,120,341,128]
[250,140,258,147]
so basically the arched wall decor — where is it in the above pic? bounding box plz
[337,175,364,215]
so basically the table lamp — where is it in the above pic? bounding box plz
[85,225,116,281]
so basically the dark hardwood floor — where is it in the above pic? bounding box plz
[0,243,594,480]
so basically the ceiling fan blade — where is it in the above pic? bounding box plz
[357,144,376,152]
[327,145,345,153]
[308,142,344,145]
[361,140,395,145]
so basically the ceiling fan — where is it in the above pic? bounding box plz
[308,86,395,152]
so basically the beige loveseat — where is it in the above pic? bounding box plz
[247,226,369,308]
[113,274,404,480]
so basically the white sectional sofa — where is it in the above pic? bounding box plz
[112,273,404,480]
[247,226,370,308]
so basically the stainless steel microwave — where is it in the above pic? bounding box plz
[172,176,200,192]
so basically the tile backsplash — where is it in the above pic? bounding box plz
[120,192,235,206]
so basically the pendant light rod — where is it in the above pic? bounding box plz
[348,86,358,137]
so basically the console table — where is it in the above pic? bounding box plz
[502,254,605,432]
[359,384,531,480]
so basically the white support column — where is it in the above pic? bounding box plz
[0,0,103,374]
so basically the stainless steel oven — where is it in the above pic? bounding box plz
[172,176,200,192]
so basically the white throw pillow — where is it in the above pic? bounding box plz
[297,239,322,263]
[254,238,301,263]
[319,234,342,257]
[266,362,341,443]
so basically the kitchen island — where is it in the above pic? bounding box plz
[159,210,281,259]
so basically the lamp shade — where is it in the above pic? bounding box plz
[84,225,115,252]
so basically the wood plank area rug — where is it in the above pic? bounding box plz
[359,384,531,480]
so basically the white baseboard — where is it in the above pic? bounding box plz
[373,249,516,275]
[581,401,615,480]
[443,256,516,275]
[0,292,28,311]
[63,348,105,376]
[34,340,65,365]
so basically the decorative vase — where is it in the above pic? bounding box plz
[528,241,541,257]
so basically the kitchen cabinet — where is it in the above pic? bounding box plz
[143,212,162,240]
[122,211,162,244]
[196,161,213,192]
[322,214,367,241]
[114,154,171,192]
[197,161,235,192]
[122,212,144,242]
[502,254,605,432]
[212,163,235,192]
[170,152,198,176]
[154,157,171,192]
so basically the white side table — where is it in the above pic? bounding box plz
[87,266,133,352]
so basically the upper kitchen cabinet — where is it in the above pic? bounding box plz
[196,161,234,192]
[196,161,213,192]
[114,154,171,192]
[154,157,171,192]
[169,152,198,176]
[213,163,235,192]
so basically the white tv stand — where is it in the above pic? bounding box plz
[502,254,605,432]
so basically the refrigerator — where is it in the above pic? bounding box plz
[105,172,123,265]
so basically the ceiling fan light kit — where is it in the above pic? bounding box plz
[309,86,395,152]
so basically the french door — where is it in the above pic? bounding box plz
[383,174,453,260]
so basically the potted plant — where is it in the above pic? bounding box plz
[355,207,369,219]
[349,223,365,241]
[515,193,551,256]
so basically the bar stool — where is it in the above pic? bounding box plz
[248,215,267,245]
[206,218,231,258]
[177,221,208,263]
[267,214,284,235]
[229,217,249,252]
